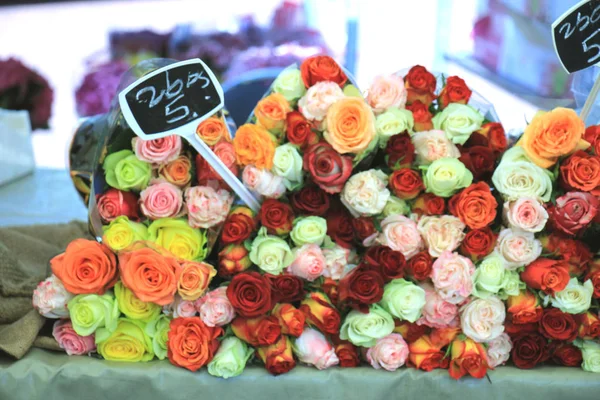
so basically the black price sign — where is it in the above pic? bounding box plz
[118,59,224,138]
[552,0,600,73]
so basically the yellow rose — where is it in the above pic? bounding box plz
[147,218,208,261]
[102,216,148,252]
[114,281,161,321]
[96,318,154,362]
[324,97,376,154]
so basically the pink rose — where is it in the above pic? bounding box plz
[185,185,233,229]
[242,165,286,199]
[139,180,183,220]
[163,295,197,318]
[133,135,182,164]
[32,275,73,319]
[366,333,409,371]
[431,251,475,304]
[503,197,548,233]
[288,244,326,282]
[195,287,236,327]
[412,130,461,165]
[549,191,599,236]
[366,75,407,114]
[97,189,139,222]
[486,333,512,368]
[322,245,351,280]
[293,328,339,370]
[417,283,459,329]
[298,81,345,122]
[377,215,424,259]
[52,319,96,356]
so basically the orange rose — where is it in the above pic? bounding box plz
[256,335,296,375]
[254,93,291,135]
[231,315,282,347]
[506,290,543,325]
[167,317,222,371]
[299,292,340,335]
[196,116,230,146]
[448,337,489,380]
[218,244,252,277]
[430,327,461,348]
[449,182,497,229]
[578,312,600,339]
[272,303,306,337]
[407,335,448,371]
[478,122,507,153]
[50,239,118,295]
[233,124,276,169]
[118,243,182,305]
[300,55,348,88]
[519,108,588,168]
[324,97,376,154]
[177,260,216,301]
[158,155,192,187]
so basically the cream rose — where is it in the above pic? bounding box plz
[341,169,390,217]
[486,333,512,368]
[495,228,542,270]
[32,275,73,319]
[502,197,548,233]
[185,185,233,229]
[377,215,424,259]
[492,148,553,202]
[412,129,461,165]
[417,215,466,257]
[375,107,414,148]
[242,165,286,199]
[544,278,593,314]
[322,245,351,280]
[460,296,505,343]
[431,251,475,304]
[273,143,304,190]
[432,103,484,145]
[366,74,407,114]
[298,81,345,122]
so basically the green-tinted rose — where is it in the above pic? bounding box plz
[544,278,593,314]
[422,157,473,198]
[290,216,328,247]
[380,279,426,323]
[492,151,553,202]
[472,253,506,298]
[432,103,484,145]
[96,318,154,362]
[375,107,414,148]
[68,293,119,337]
[382,196,410,217]
[340,304,395,347]
[114,281,161,321]
[145,314,171,360]
[102,216,148,252]
[273,143,304,190]
[272,68,306,102]
[104,150,152,191]
[207,336,254,379]
[498,270,525,300]
[148,218,207,261]
[250,227,294,275]
[580,340,600,373]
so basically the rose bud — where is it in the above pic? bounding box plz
[321,278,339,306]
[292,327,339,370]
[578,312,600,339]
[385,132,415,170]
[448,337,489,380]
[550,342,583,367]
[394,320,431,343]
[539,308,578,342]
[256,335,296,375]
[459,227,497,261]
[408,335,448,371]
[438,76,472,109]
[430,327,461,348]
[404,65,437,106]
[332,338,360,367]
[272,303,306,337]
[338,264,385,311]
[266,274,306,304]
[585,259,600,298]
[389,168,424,200]
[412,193,445,216]
[97,188,139,222]
[300,292,341,335]
[477,122,507,153]
[286,111,318,149]
[221,206,256,245]
[511,332,549,369]
[406,100,433,131]
[218,244,252,277]
[231,315,281,347]
[548,192,599,236]
[521,258,570,295]
[506,290,543,325]
[290,185,330,217]
[259,199,294,236]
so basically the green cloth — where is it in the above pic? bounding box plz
[0,349,599,400]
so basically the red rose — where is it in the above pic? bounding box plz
[272,303,305,337]
[260,199,294,235]
[389,168,424,200]
[550,342,583,367]
[405,65,436,106]
[406,251,433,280]
[505,320,539,337]
[438,76,472,109]
[385,132,415,170]
[506,290,543,325]
[304,142,353,194]
[221,208,256,244]
[300,55,347,88]
[266,273,306,304]
[364,245,406,282]
[256,336,296,375]
[559,150,600,192]
[300,292,341,334]
[327,204,354,248]
[394,320,431,343]
[459,227,496,261]
[352,217,377,244]
[521,258,570,295]
[226,271,272,318]
[477,122,507,153]
[96,189,139,222]
[333,340,360,367]
[321,278,339,306]
[231,315,281,346]
[584,125,600,155]
[464,132,489,148]
[338,264,384,311]
[539,308,578,342]
[544,234,592,277]
[459,146,496,182]
[286,111,318,149]
[511,332,549,369]
[585,260,600,298]
[406,100,433,131]
[549,192,598,236]
[578,312,600,339]
[290,185,330,217]
[412,193,445,216]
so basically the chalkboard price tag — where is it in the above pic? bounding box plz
[552,0,600,74]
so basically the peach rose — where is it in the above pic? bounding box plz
[288,243,326,282]
[196,116,230,146]
[233,124,276,169]
[178,260,217,301]
[195,287,236,327]
[185,185,233,229]
[417,215,466,257]
[298,81,345,122]
[139,180,183,220]
[377,215,424,259]
[158,155,192,187]
[503,197,548,233]
[242,165,286,199]
[366,75,407,114]
[412,130,461,165]
[324,97,376,154]
[255,92,291,133]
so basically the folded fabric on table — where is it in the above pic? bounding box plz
[0,221,89,359]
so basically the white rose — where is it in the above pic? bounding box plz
[492,148,553,202]
[417,215,466,257]
[460,296,506,343]
[243,165,286,199]
[298,81,345,122]
[495,228,542,270]
[375,107,414,148]
[503,197,548,233]
[412,129,461,165]
[486,333,512,368]
[544,278,593,314]
[32,275,73,319]
[341,169,390,217]
[272,143,304,190]
[377,214,424,259]
[580,340,600,373]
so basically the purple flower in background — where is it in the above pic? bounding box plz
[75,61,129,117]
